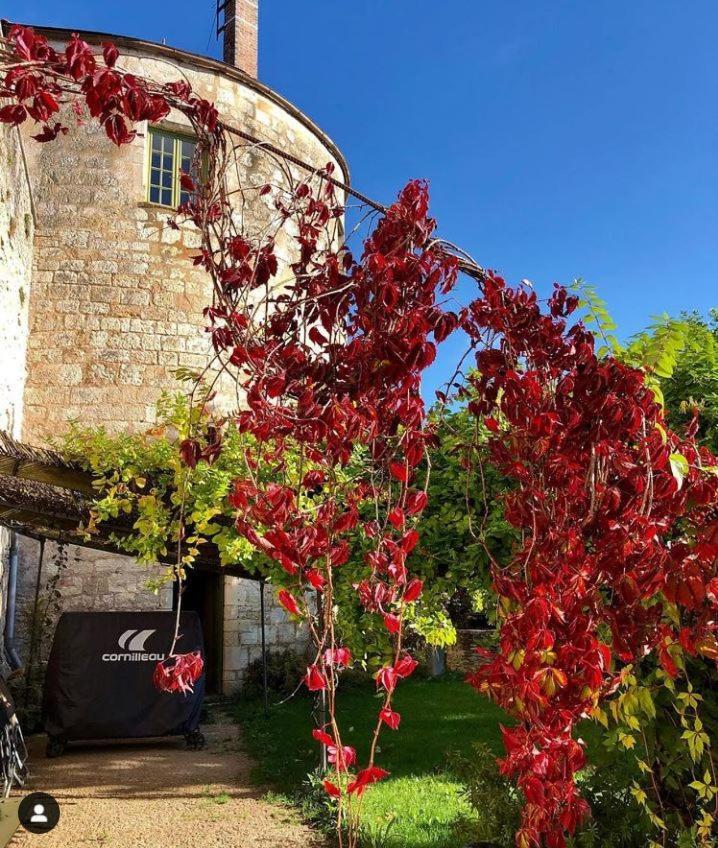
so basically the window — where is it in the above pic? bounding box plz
[147,127,200,208]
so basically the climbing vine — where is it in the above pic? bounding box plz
[3,25,718,847]
[461,276,718,847]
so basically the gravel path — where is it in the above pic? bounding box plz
[10,717,324,848]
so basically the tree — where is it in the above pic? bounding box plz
[629,311,718,453]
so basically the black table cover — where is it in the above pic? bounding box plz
[44,611,204,740]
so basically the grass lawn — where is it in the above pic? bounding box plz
[234,674,508,848]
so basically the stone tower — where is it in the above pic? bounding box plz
[0,7,348,695]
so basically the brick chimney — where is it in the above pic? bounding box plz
[221,0,258,77]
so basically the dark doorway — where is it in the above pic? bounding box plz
[173,570,224,694]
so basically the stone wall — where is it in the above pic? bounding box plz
[20,38,346,444]
[0,121,33,439]
[222,578,310,691]
[0,118,34,675]
[445,628,495,675]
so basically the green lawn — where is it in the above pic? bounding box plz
[234,675,507,848]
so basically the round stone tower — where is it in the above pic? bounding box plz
[4,10,349,696]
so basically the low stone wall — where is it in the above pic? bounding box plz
[446,628,495,675]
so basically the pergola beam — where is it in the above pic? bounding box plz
[0,433,255,580]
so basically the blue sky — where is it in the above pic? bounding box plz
[7,1,717,401]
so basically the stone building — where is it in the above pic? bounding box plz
[0,4,349,695]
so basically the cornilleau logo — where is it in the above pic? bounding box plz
[101,629,165,663]
[119,629,155,651]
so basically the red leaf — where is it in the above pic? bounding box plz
[27,90,58,123]
[312,728,334,747]
[278,589,301,617]
[179,439,201,469]
[302,470,325,489]
[658,642,679,679]
[153,651,204,694]
[165,80,191,100]
[400,529,420,553]
[104,114,136,147]
[329,744,356,771]
[347,766,389,796]
[394,655,418,679]
[404,578,424,603]
[102,42,119,67]
[0,104,27,126]
[264,373,286,398]
[389,461,408,483]
[324,647,352,667]
[376,665,397,693]
[405,490,428,515]
[180,172,196,192]
[305,569,326,590]
[305,665,327,691]
[387,507,405,529]
[330,541,350,567]
[383,613,401,634]
[322,780,341,798]
[379,708,401,730]
[65,33,96,79]
[679,627,696,656]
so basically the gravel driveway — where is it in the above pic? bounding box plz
[10,718,324,847]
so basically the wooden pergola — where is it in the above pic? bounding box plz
[0,430,252,579]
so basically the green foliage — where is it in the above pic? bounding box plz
[59,392,263,587]
[451,740,649,848]
[329,402,514,664]
[570,752,650,848]
[567,299,718,844]
[596,659,718,845]
[417,405,515,626]
[622,315,692,407]
[58,389,504,683]
[654,310,718,452]
[450,742,523,847]
[575,297,718,448]
[570,278,621,358]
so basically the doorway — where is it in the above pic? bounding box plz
[173,570,224,694]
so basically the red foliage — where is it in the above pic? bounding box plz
[461,275,718,847]
[153,651,204,695]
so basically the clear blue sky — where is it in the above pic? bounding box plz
[7,1,717,400]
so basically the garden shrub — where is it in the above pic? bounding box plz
[241,649,309,699]
[571,756,649,848]
[451,742,649,848]
[450,742,523,847]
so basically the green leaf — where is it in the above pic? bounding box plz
[669,453,690,489]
